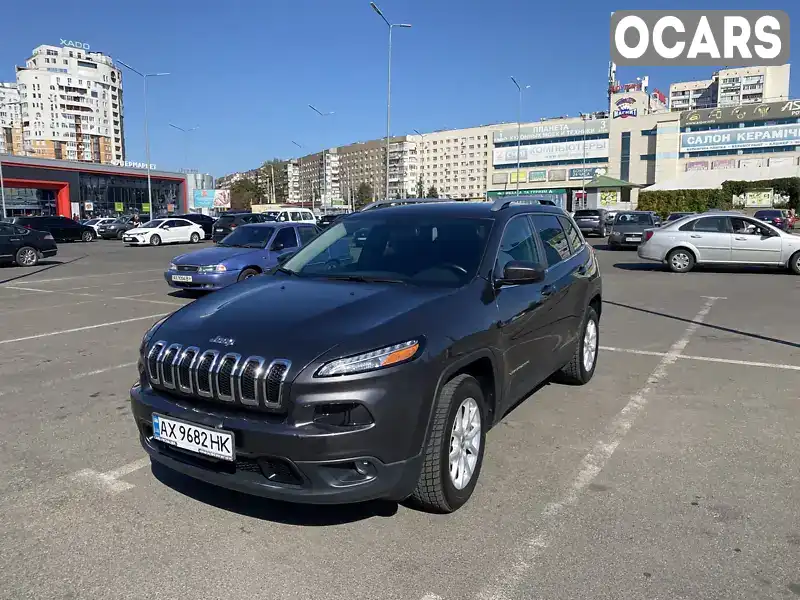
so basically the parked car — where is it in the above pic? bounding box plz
[638,211,800,274]
[0,221,58,266]
[164,222,321,290]
[646,211,663,227]
[5,215,96,242]
[97,216,137,240]
[132,200,602,513]
[572,209,609,237]
[666,212,696,222]
[83,217,117,235]
[176,213,216,239]
[318,213,352,229]
[123,218,206,246]
[212,213,269,243]
[753,209,790,231]
[604,210,619,225]
[607,211,657,249]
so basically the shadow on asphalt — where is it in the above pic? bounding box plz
[612,262,791,275]
[611,262,665,272]
[606,300,800,349]
[151,462,400,525]
[167,289,208,299]
[0,255,86,285]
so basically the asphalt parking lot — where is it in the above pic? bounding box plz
[1,237,798,600]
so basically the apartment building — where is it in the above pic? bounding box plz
[670,65,791,111]
[6,43,125,164]
[337,137,404,203]
[0,82,22,155]
[410,125,495,200]
[285,159,301,204]
[298,148,341,207]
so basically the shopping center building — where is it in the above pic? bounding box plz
[0,155,188,218]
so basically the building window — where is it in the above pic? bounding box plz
[620,132,631,181]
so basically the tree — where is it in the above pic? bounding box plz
[229,178,260,211]
[394,190,403,200]
[356,182,374,209]
[259,159,289,204]
[426,185,439,198]
[415,176,425,198]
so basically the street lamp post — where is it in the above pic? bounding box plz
[0,100,22,219]
[370,2,411,201]
[118,61,169,219]
[580,113,588,209]
[510,76,530,194]
[168,123,199,170]
[309,104,334,210]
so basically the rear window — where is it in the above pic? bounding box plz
[754,210,780,218]
[614,213,653,225]
[573,210,602,217]
[216,215,237,225]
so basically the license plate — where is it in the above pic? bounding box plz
[124,237,134,242]
[626,236,641,242]
[152,413,234,461]
[215,228,224,232]
[171,274,193,282]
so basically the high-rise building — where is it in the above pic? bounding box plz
[8,44,125,164]
[0,82,22,155]
[669,65,791,111]
[285,159,301,204]
[298,148,341,208]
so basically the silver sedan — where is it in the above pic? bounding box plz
[637,211,800,274]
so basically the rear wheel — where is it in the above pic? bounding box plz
[789,251,800,275]
[557,305,599,385]
[81,230,94,242]
[190,232,201,244]
[667,248,695,273]
[411,374,486,513]
[238,268,259,282]
[150,234,162,247]
[15,246,38,267]
[599,226,607,237]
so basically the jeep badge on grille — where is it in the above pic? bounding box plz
[209,336,235,347]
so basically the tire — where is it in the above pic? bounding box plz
[789,250,800,275]
[667,248,695,273]
[190,232,201,244]
[81,230,94,242]
[557,305,599,385]
[150,234,162,247]
[15,246,38,267]
[237,268,259,282]
[410,374,486,513]
[116,230,124,240]
[600,226,607,237]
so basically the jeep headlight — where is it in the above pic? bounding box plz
[198,264,227,273]
[140,316,168,353]
[316,339,421,377]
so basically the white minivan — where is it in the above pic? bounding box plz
[268,207,316,223]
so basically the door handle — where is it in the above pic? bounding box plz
[541,284,555,297]
[734,236,747,240]
[690,234,702,238]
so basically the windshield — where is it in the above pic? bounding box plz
[219,226,275,248]
[574,210,602,217]
[614,213,653,226]
[755,210,780,218]
[139,220,165,229]
[112,216,130,224]
[84,219,100,225]
[282,215,492,287]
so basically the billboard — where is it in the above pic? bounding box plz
[493,119,608,143]
[193,189,231,209]
[493,139,608,166]
[744,189,773,208]
[680,123,800,153]
[685,161,709,171]
[711,159,737,170]
[681,100,800,127]
[548,169,567,182]
[528,170,547,182]
[569,167,608,180]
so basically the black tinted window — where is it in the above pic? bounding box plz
[297,226,317,245]
[574,210,602,217]
[216,215,236,225]
[496,216,540,272]
[273,227,298,249]
[533,214,572,266]
[558,216,582,254]
[754,210,780,218]
[692,216,729,233]
[0,223,14,234]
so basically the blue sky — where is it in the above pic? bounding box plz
[1,0,797,177]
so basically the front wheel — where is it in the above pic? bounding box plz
[599,226,607,237]
[116,230,124,240]
[81,230,94,242]
[15,246,39,267]
[789,250,800,275]
[410,374,486,513]
[557,305,599,385]
[150,234,162,247]
[237,268,259,282]
[190,232,201,244]
[667,248,695,273]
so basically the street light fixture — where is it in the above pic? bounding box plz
[510,76,530,193]
[308,105,335,209]
[118,60,170,219]
[370,1,411,201]
[168,123,199,171]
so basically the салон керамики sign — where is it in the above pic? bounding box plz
[610,10,789,66]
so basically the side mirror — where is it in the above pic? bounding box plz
[161,225,170,230]
[496,260,546,287]
[276,251,295,264]
[271,241,285,252]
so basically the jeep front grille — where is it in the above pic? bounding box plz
[147,340,290,410]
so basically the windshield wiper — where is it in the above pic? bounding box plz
[322,274,405,284]
[276,266,298,276]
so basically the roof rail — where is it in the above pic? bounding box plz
[359,198,451,212]
[490,197,558,212]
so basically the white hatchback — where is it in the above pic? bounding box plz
[123,218,205,247]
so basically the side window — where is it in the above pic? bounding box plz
[272,227,298,249]
[304,212,315,222]
[532,214,572,267]
[557,216,582,254]
[731,217,768,235]
[297,226,317,245]
[495,216,541,273]
[289,211,302,221]
[277,211,289,222]
[164,219,183,228]
[692,216,730,233]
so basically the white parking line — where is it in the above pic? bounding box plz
[0,313,168,345]
[57,278,160,291]
[1,284,184,307]
[601,346,800,371]
[0,361,137,398]
[476,296,720,600]
[15,269,163,284]
[72,457,151,493]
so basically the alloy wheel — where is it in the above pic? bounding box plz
[18,247,37,267]
[448,397,481,490]
[583,318,598,372]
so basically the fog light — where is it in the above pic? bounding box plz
[354,460,371,476]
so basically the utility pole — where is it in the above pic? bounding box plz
[510,76,530,194]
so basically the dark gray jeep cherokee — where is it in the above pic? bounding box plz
[130,199,602,513]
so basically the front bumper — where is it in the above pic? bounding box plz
[164,269,240,290]
[98,229,123,239]
[129,358,433,504]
